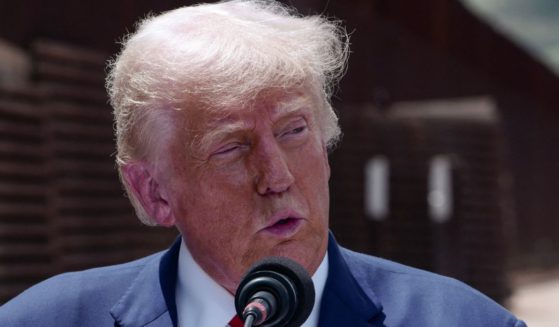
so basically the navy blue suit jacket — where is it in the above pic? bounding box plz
[0,233,525,326]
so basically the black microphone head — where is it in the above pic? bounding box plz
[235,257,315,327]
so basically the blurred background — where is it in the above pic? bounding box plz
[0,0,557,325]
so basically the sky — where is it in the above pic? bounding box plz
[461,0,559,75]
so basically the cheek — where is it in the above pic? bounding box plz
[295,141,330,184]
[212,161,254,187]
[172,165,254,229]
[291,143,330,211]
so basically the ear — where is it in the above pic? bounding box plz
[121,162,176,227]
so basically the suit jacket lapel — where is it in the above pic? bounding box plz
[110,238,181,327]
[108,234,385,327]
[318,233,386,327]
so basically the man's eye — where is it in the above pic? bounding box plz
[290,126,306,134]
[282,125,307,138]
[214,143,242,156]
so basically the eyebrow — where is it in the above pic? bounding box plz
[190,119,245,157]
[274,95,313,117]
[194,95,313,155]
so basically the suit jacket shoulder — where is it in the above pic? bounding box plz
[338,246,526,326]
[0,252,163,327]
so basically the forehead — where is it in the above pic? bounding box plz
[189,88,318,129]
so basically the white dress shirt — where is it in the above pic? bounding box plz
[176,239,328,326]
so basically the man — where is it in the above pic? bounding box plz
[0,1,525,326]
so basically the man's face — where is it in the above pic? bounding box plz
[160,88,331,293]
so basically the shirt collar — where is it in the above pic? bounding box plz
[175,239,329,327]
[306,249,329,327]
[176,239,236,327]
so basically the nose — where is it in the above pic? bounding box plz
[254,140,295,196]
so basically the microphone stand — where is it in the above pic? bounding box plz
[243,314,256,327]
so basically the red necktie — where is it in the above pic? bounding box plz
[228,315,244,327]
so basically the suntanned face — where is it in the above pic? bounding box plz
[158,88,331,293]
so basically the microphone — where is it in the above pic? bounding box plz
[234,257,315,327]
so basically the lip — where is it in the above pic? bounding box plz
[261,209,304,237]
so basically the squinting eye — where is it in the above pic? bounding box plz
[282,125,307,138]
[290,126,306,134]
[215,145,238,155]
[213,143,244,157]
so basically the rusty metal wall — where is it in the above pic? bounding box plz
[0,41,177,304]
[330,101,512,302]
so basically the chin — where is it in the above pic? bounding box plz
[269,241,325,273]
